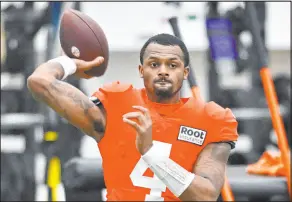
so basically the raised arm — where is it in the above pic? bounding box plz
[27,56,106,141]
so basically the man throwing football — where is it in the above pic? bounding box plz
[27,33,238,201]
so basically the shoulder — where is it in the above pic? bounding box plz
[100,81,133,93]
[204,101,236,123]
[92,81,133,97]
[204,101,238,146]
[90,81,133,108]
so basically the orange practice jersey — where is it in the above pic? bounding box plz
[92,81,238,201]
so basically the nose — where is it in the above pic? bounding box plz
[158,64,169,77]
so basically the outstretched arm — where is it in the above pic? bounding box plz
[27,57,106,141]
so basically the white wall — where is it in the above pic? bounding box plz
[1,2,290,51]
[81,2,291,51]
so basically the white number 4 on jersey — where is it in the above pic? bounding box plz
[130,141,172,201]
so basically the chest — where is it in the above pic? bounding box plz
[101,94,214,167]
[150,116,209,169]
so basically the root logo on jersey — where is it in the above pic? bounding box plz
[177,126,207,146]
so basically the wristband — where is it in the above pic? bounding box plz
[142,143,195,197]
[48,56,77,80]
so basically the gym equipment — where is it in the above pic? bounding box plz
[227,166,288,199]
[1,17,6,64]
[1,113,45,201]
[42,2,86,202]
[44,131,62,202]
[246,2,291,197]
[273,75,291,145]
[63,159,289,200]
[206,3,290,199]
[63,158,105,191]
[205,1,290,165]
[1,3,51,201]
[1,3,50,74]
[1,2,84,201]
[63,158,104,201]
[204,4,272,160]
[41,3,64,202]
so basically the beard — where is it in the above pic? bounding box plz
[154,86,173,98]
[153,79,183,99]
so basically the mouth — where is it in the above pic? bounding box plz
[155,81,171,86]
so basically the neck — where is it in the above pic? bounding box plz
[146,90,181,104]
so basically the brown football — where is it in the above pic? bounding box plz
[59,9,109,77]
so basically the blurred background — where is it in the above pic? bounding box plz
[1,1,290,201]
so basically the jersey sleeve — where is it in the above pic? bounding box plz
[205,102,239,149]
[217,108,238,149]
[91,88,108,109]
[90,81,133,110]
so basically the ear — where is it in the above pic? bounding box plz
[138,65,144,78]
[184,66,190,80]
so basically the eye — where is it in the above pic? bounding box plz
[170,64,177,68]
[150,62,159,68]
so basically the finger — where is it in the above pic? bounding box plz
[73,59,92,72]
[123,117,142,132]
[75,71,93,79]
[132,106,151,118]
[123,112,146,124]
[85,56,104,68]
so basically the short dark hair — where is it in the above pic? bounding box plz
[140,33,190,67]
